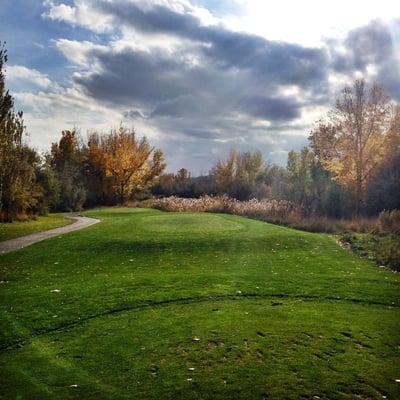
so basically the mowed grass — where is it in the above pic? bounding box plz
[0,214,72,242]
[0,208,399,399]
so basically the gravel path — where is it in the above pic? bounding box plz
[0,213,100,254]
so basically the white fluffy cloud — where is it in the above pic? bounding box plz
[42,0,114,33]
[6,65,53,91]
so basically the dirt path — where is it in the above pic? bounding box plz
[0,213,100,254]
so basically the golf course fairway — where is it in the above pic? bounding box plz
[0,208,399,399]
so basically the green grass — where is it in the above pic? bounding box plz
[0,214,72,242]
[0,208,399,399]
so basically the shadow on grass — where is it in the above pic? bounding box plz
[2,293,397,352]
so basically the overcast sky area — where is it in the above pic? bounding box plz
[1,0,399,174]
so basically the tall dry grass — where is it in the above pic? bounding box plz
[151,196,400,234]
[153,195,297,222]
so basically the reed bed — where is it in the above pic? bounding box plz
[153,195,299,225]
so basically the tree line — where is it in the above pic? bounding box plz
[0,122,166,222]
[1,42,399,221]
[0,44,166,221]
[154,80,400,218]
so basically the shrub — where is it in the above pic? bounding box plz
[378,210,400,234]
[374,235,400,271]
[340,233,400,272]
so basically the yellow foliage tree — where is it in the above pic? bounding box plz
[211,149,264,199]
[309,80,393,214]
[88,126,165,204]
[211,150,237,192]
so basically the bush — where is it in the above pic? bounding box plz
[340,233,400,272]
[378,210,400,234]
[374,235,400,271]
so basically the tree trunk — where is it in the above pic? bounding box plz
[120,183,125,205]
[354,179,362,216]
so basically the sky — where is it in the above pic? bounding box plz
[1,0,399,174]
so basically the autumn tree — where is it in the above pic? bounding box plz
[285,148,314,208]
[212,150,237,193]
[282,148,349,217]
[0,43,42,221]
[87,126,165,204]
[83,132,113,205]
[211,150,264,199]
[309,80,393,214]
[50,130,86,211]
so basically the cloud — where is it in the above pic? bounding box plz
[54,39,108,66]
[73,47,194,107]
[330,20,393,73]
[327,19,400,100]
[67,1,329,129]
[92,1,328,88]
[237,95,302,121]
[43,1,76,24]
[6,65,53,91]
[11,0,399,173]
[123,109,146,119]
[96,1,204,38]
[42,0,113,33]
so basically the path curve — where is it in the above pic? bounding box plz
[0,213,100,254]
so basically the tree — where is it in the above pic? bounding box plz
[309,80,392,214]
[211,150,264,199]
[255,163,288,200]
[84,132,113,206]
[34,155,60,214]
[87,126,166,204]
[0,43,41,221]
[175,168,190,182]
[365,106,400,214]
[151,173,176,197]
[285,148,314,209]
[50,130,86,211]
[212,150,237,194]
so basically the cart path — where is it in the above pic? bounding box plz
[0,213,100,254]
